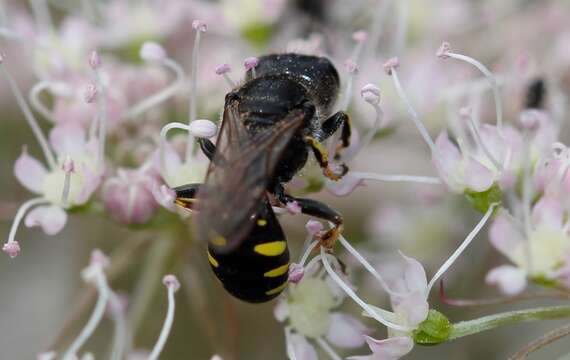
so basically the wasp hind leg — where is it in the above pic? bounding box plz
[173,183,202,211]
[319,111,352,160]
[274,186,343,249]
[305,135,348,181]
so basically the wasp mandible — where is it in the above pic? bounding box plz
[174,53,352,303]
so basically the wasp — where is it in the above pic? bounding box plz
[173,53,352,303]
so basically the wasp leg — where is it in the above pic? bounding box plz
[274,185,343,249]
[305,136,348,181]
[319,111,352,160]
[173,183,202,211]
[197,138,216,161]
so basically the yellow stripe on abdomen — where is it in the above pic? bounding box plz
[207,251,219,268]
[265,281,288,295]
[254,241,287,256]
[263,263,289,278]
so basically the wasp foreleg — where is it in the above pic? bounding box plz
[173,183,202,211]
[319,111,352,160]
[197,138,216,161]
[305,136,348,181]
[274,186,343,249]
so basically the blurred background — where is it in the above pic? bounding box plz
[1,0,570,359]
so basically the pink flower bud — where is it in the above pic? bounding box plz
[90,249,110,268]
[140,42,166,62]
[352,30,368,43]
[2,241,21,258]
[215,63,231,75]
[244,57,259,71]
[102,169,159,225]
[84,84,98,104]
[189,119,217,138]
[361,84,381,104]
[436,42,451,59]
[518,110,541,130]
[61,156,75,173]
[163,274,180,291]
[383,57,399,75]
[89,51,101,69]
[286,201,301,214]
[305,220,323,235]
[344,59,358,74]
[192,20,207,32]
[288,263,304,283]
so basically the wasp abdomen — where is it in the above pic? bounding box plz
[207,201,290,303]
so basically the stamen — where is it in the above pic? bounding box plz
[159,120,216,178]
[299,241,318,266]
[121,43,185,120]
[385,58,441,161]
[29,81,70,123]
[320,246,410,332]
[3,197,48,258]
[215,63,236,88]
[29,0,53,33]
[108,293,127,360]
[148,275,180,360]
[186,20,207,162]
[426,202,499,296]
[61,156,75,207]
[337,235,408,297]
[315,337,342,360]
[244,57,259,78]
[460,106,502,171]
[62,250,111,359]
[0,54,57,169]
[284,327,298,360]
[342,84,383,162]
[438,42,504,130]
[350,171,442,185]
[89,51,107,174]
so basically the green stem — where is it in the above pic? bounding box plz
[450,306,570,340]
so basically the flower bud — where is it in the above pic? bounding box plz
[140,42,167,62]
[163,274,180,291]
[102,169,159,225]
[189,119,217,138]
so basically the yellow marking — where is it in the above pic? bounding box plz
[263,263,289,278]
[254,241,287,256]
[175,198,195,208]
[257,219,267,226]
[306,137,329,162]
[265,281,288,296]
[210,235,227,246]
[207,251,219,268]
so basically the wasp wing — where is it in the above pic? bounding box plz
[194,100,305,253]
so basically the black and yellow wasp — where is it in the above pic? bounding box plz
[173,53,352,303]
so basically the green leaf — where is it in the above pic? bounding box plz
[464,183,502,213]
[413,309,452,345]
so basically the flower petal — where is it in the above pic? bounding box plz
[399,252,428,294]
[489,210,525,260]
[462,156,494,192]
[433,131,461,178]
[24,205,67,235]
[49,122,87,157]
[392,291,429,327]
[532,196,563,229]
[326,312,369,348]
[347,336,413,360]
[14,147,48,193]
[75,164,101,205]
[485,265,527,295]
[288,334,318,360]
